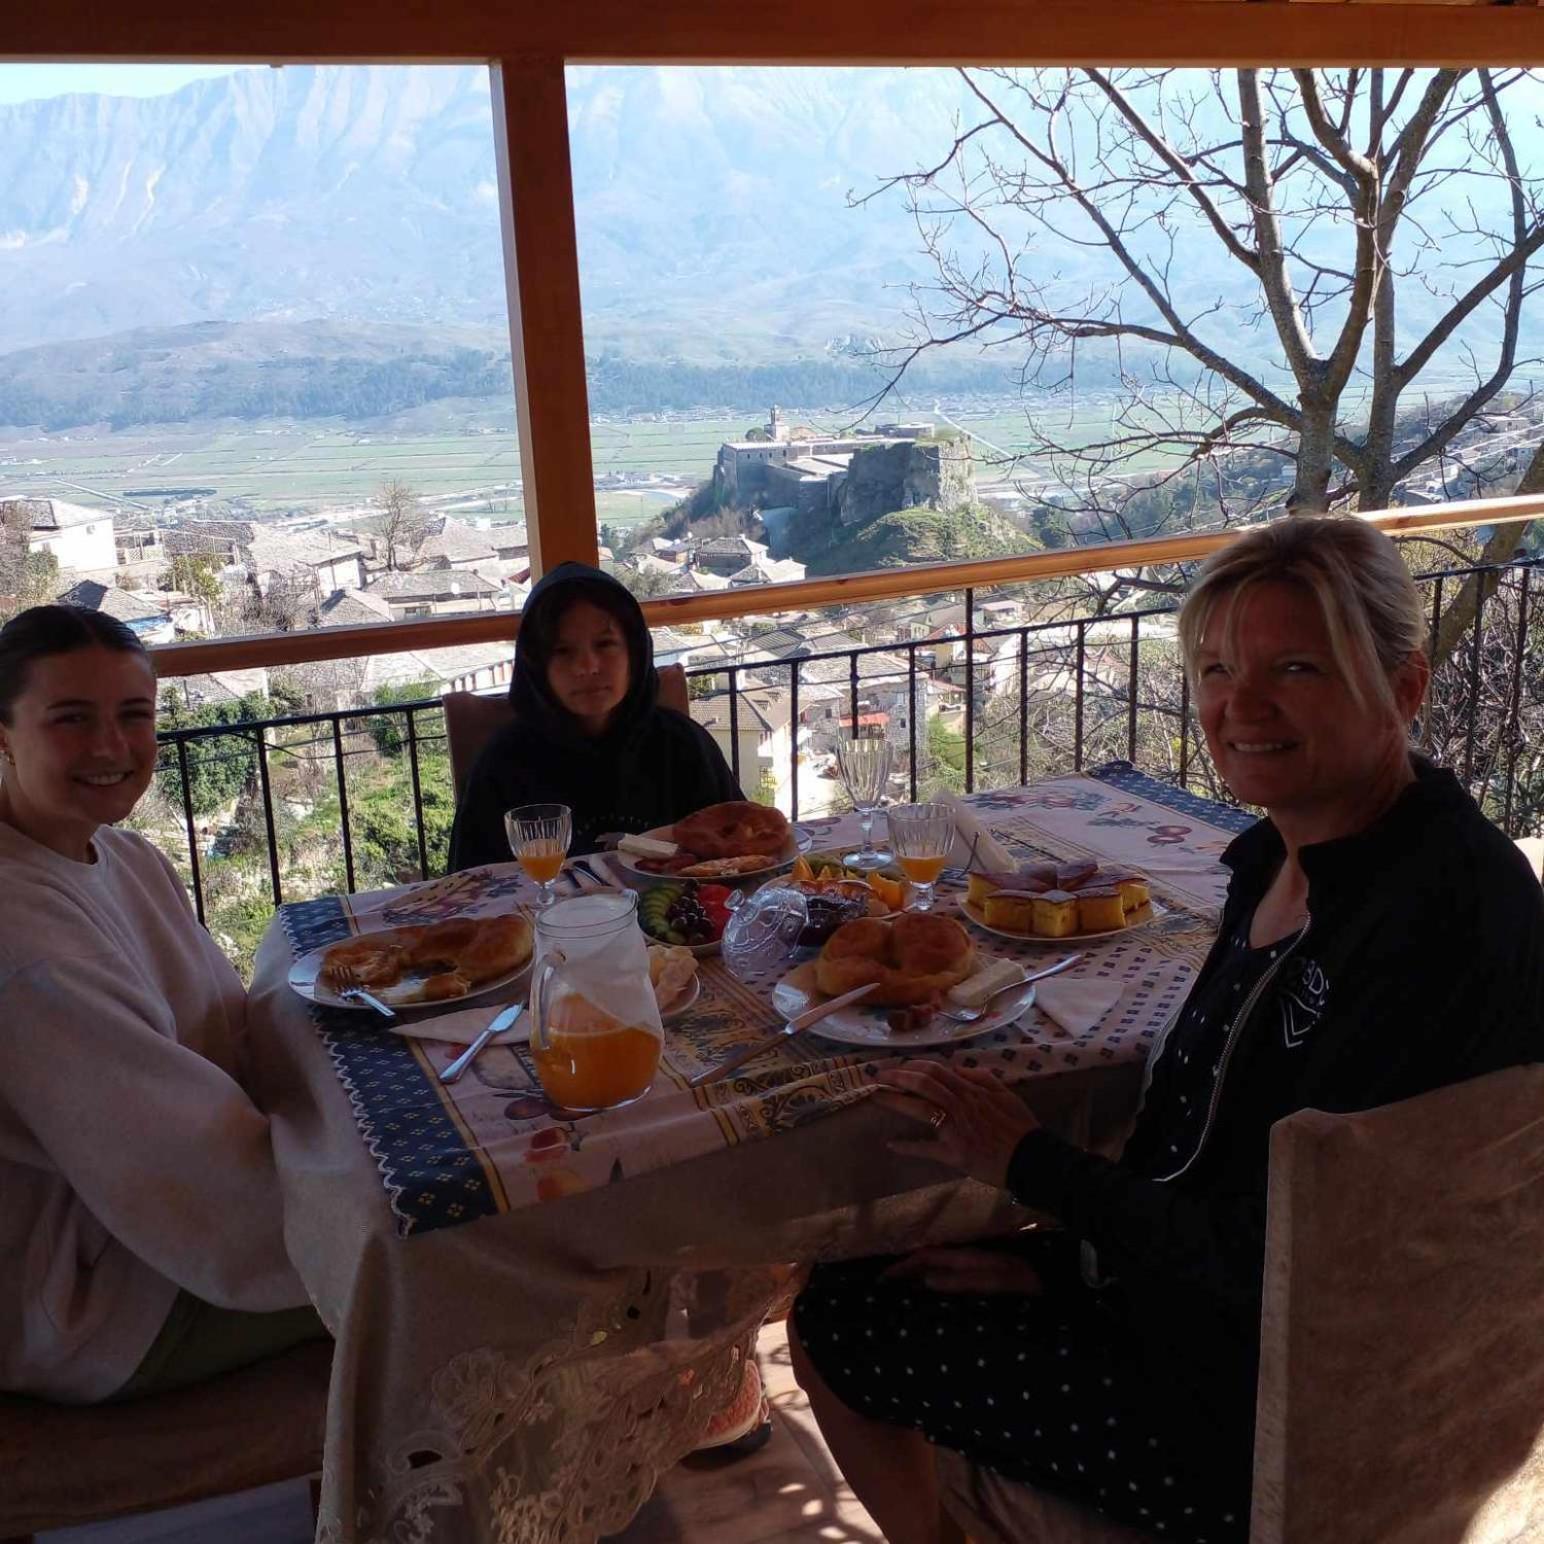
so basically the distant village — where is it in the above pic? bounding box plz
[4,392,1540,815]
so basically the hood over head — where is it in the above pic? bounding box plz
[509,562,656,746]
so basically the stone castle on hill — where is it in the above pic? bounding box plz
[713,406,975,534]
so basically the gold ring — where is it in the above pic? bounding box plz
[929,1107,948,1132]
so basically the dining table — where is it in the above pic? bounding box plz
[243,761,1253,1544]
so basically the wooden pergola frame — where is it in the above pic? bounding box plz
[8,1,1544,678]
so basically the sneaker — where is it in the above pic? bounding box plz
[690,1359,772,1456]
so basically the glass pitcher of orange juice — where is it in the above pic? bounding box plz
[528,892,663,1113]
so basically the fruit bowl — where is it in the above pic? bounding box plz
[638,880,732,955]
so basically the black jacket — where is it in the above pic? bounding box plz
[447,563,741,868]
[1007,759,1544,1430]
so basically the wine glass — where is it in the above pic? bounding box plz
[886,801,956,913]
[836,736,894,871]
[505,803,572,909]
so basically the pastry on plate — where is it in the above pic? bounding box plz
[673,801,790,860]
[1031,890,1080,938]
[814,913,975,1007]
[1076,887,1126,932]
[982,890,1040,932]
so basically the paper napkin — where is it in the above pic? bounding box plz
[933,790,1017,872]
[1033,975,1123,1036]
[387,1003,531,1045]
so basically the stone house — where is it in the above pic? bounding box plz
[4,496,117,578]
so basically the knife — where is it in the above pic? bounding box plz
[441,1001,526,1085]
[688,982,878,1087]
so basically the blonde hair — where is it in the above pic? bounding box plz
[1177,516,1426,717]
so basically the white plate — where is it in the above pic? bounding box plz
[288,931,533,1012]
[960,897,1165,945]
[770,965,1038,1049]
[658,973,702,1023]
[613,821,813,883]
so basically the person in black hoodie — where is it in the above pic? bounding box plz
[787,516,1544,1544]
[448,563,742,870]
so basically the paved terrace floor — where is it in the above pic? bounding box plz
[39,1322,884,1544]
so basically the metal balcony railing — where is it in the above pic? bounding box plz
[147,558,1541,966]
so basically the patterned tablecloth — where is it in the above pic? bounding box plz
[246,763,1249,1543]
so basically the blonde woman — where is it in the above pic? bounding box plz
[790,517,1544,1544]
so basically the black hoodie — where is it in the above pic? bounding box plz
[447,563,742,868]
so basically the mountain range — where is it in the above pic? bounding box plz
[0,65,989,363]
[0,64,1536,426]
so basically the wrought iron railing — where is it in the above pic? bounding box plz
[145,558,1541,969]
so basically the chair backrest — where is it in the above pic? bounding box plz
[443,663,689,796]
[1252,1064,1544,1544]
[1517,837,1543,885]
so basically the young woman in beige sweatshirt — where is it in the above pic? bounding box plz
[0,604,323,1403]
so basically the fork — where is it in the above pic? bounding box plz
[326,963,397,1019]
[933,953,1082,1024]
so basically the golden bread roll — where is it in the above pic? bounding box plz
[814,913,976,1007]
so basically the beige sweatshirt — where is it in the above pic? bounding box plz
[0,821,308,1402]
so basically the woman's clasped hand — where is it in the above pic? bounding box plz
[872,1058,1040,1189]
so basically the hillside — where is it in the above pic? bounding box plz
[785,500,1030,576]
[0,318,1022,431]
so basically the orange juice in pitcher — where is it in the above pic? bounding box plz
[530,995,661,1111]
[528,892,663,1113]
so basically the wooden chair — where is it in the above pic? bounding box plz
[0,1338,331,1543]
[443,662,690,795]
[939,1064,1544,1543]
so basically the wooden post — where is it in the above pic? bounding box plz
[491,59,597,578]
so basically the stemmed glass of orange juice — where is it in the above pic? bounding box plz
[505,803,572,909]
[886,802,956,913]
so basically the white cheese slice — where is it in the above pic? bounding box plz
[619,833,680,860]
[946,957,1026,1008]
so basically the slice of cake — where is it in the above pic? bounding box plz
[968,872,1005,908]
[1056,859,1097,890]
[1031,889,1080,938]
[1110,872,1151,913]
[982,890,1039,933]
[1076,887,1126,932]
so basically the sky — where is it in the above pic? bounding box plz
[0,64,249,106]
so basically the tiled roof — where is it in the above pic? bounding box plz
[318,587,396,626]
[56,579,167,621]
[366,568,501,600]
[415,517,498,565]
[3,496,108,532]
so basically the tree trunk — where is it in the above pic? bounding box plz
[1428,440,1541,667]
[1293,392,1336,511]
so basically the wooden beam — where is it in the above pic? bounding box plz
[147,492,1543,677]
[5,1,1544,68]
[491,59,597,577]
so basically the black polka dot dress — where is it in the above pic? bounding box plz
[794,933,1285,1544]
